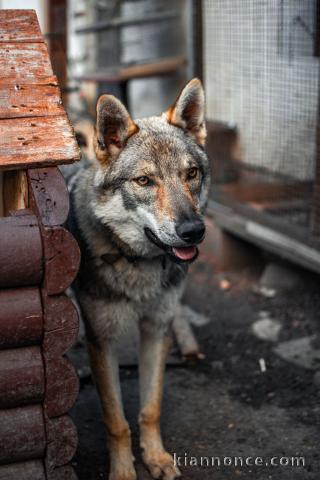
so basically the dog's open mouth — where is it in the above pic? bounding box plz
[144,228,199,263]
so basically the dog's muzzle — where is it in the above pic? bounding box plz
[144,227,203,263]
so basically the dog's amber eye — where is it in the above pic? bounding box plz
[135,176,151,186]
[187,167,198,180]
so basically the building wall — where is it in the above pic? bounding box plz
[203,0,319,180]
[67,0,188,119]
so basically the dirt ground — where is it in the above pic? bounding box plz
[69,219,320,480]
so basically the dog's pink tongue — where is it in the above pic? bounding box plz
[172,246,197,261]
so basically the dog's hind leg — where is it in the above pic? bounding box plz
[138,326,181,480]
[87,341,136,480]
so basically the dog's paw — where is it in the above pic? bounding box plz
[109,463,137,480]
[142,449,181,480]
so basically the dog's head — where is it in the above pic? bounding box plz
[92,78,210,263]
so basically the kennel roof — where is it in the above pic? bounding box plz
[0,10,80,171]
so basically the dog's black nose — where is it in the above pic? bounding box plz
[175,219,205,244]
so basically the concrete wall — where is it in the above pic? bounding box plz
[203,0,319,180]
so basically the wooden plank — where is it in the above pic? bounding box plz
[0,347,44,408]
[74,55,187,83]
[220,181,312,203]
[0,405,46,464]
[0,10,43,43]
[0,287,43,349]
[28,167,70,226]
[0,84,63,119]
[0,43,56,85]
[0,214,43,288]
[0,115,80,170]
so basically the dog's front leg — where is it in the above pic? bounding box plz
[138,325,181,480]
[87,341,136,480]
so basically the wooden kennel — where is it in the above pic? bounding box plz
[0,10,80,480]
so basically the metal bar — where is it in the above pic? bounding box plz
[209,199,320,275]
[75,10,179,34]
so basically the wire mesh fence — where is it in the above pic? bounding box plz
[203,0,320,247]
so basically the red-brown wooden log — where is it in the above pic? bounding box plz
[0,460,45,480]
[45,415,78,469]
[47,465,78,480]
[42,226,80,295]
[0,214,43,288]
[42,293,79,357]
[44,355,79,418]
[0,287,43,348]
[0,346,44,408]
[28,167,70,226]
[0,405,46,464]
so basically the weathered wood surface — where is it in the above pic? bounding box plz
[0,214,43,288]
[0,10,80,171]
[0,115,80,170]
[0,347,44,408]
[48,465,78,480]
[28,167,70,226]
[43,226,81,295]
[0,405,46,464]
[42,293,79,357]
[0,43,56,85]
[0,287,43,348]
[44,356,79,418]
[0,460,46,480]
[0,84,63,119]
[45,415,78,469]
[0,10,42,43]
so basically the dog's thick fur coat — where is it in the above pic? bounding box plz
[68,79,210,480]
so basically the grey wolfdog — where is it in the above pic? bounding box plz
[68,78,210,480]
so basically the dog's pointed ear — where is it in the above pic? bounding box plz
[165,78,206,146]
[94,94,139,165]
